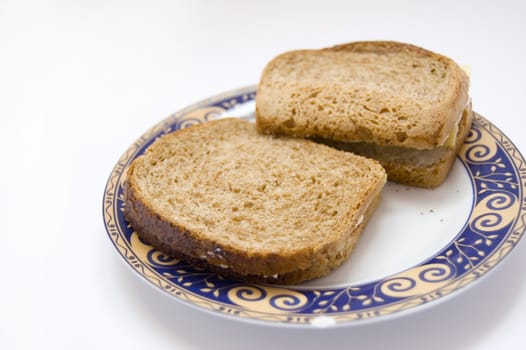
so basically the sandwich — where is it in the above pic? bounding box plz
[255,41,472,188]
[124,118,386,284]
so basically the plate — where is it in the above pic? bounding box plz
[102,85,526,327]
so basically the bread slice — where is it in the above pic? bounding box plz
[255,41,471,187]
[124,118,386,284]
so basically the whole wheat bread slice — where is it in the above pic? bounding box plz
[255,41,471,187]
[124,118,386,284]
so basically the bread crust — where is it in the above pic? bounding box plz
[256,41,470,150]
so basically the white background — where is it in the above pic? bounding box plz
[2,0,526,349]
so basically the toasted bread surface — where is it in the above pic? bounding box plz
[256,41,470,150]
[124,118,386,284]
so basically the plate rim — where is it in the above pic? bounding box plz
[102,85,526,327]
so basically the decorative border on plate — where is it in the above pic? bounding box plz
[102,86,526,326]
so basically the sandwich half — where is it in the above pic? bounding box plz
[124,118,386,284]
[255,41,472,188]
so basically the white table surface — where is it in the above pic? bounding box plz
[3,1,526,349]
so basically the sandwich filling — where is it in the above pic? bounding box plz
[315,102,472,188]
[320,102,472,168]
[438,99,472,149]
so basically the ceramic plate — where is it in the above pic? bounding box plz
[103,85,526,327]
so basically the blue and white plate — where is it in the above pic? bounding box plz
[102,86,526,327]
